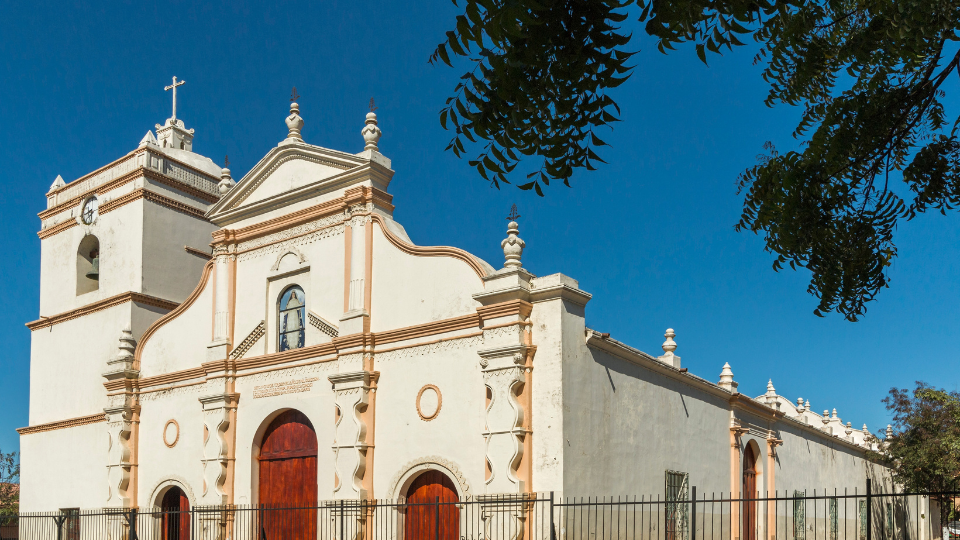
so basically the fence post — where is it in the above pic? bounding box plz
[129,508,138,540]
[340,499,345,540]
[692,486,697,540]
[866,479,872,540]
[550,491,556,540]
[435,496,440,540]
[54,515,65,540]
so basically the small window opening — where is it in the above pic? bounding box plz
[278,285,305,351]
[76,235,100,295]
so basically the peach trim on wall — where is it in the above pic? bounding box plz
[39,166,141,219]
[133,260,215,368]
[99,189,208,220]
[343,224,353,313]
[36,219,80,240]
[26,292,179,331]
[17,412,107,435]
[370,214,490,280]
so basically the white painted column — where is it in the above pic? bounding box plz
[213,251,230,342]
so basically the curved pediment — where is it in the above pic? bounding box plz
[207,141,394,226]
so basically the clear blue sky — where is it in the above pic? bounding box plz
[1,0,958,456]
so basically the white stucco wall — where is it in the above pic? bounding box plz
[370,225,483,333]
[140,198,216,303]
[137,269,212,379]
[19,422,104,511]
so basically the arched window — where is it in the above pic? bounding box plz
[278,286,305,351]
[76,235,100,295]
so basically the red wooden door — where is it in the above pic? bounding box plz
[160,486,190,540]
[742,444,758,540]
[405,470,459,540]
[258,410,318,540]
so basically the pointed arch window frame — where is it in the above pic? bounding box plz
[278,285,306,352]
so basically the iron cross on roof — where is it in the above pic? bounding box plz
[164,76,186,120]
[291,87,300,102]
[506,204,521,221]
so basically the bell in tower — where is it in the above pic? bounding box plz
[85,248,99,281]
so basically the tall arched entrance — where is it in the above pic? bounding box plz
[404,470,459,540]
[160,486,190,540]
[258,410,318,540]
[742,443,758,540]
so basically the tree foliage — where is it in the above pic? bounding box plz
[879,383,960,500]
[433,0,960,320]
[0,450,18,516]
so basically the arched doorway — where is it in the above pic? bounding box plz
[404,470,459,540]
[160,486,190,540]
[258,410,318,540]
[742,443,758,540]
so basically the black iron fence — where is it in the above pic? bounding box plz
[5,483,958,540]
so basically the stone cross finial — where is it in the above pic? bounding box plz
[286,101,304,141]
[718,362,738,391]
[501,218,525,269]
[361,105,382,152]
[164,76,186,121]
[218,166,235,196]
[661,329,677,356]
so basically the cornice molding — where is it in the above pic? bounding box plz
[17,412,107,435]
[143,169,219,204]
[370,214,491,280]
[26,292,179,331]
[39,166,143,220]
[477,299,533,323]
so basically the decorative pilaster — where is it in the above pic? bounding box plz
[103,327,140,508]
[329,371,376,500]
[479,346,529,494]
[198,393,239,505]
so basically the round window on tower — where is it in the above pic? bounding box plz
[81,196,99,225]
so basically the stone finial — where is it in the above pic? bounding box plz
[361,111,382,152]
[501,220,525,269]
[117,327,136,362]
[48,174,66,194]
[286,102,304,141]
[845,422,853,436]
[863,424,869,435]
[139,130,158,147]
[718,362,738,391]
[218,167,235,196]
[661,329,677,356]
[886,424,893,438]
[832,408,838,420]
[805,398,811,411]
[765,380,777,404]
[822,410,830,425]
[797,397,805,412]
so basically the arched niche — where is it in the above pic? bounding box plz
[76,234,100,295]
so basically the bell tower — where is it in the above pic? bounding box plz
[20,78,227,510]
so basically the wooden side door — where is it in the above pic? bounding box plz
[742,444,758,540]
[404,470,459,540]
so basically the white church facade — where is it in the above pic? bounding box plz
[19,82,892,518]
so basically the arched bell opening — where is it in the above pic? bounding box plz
[76,235,100,295]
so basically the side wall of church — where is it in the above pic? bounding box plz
[136,270,212,379]
[19,422,105,511]
[560,345,732,497]
[140,196,217,303]
[29,302,166,424]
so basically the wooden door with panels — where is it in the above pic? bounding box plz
[404,470,460,540]
[258,409,318,540]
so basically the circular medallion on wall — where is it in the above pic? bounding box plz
[416,384,442,421]
[163,419,180,448]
